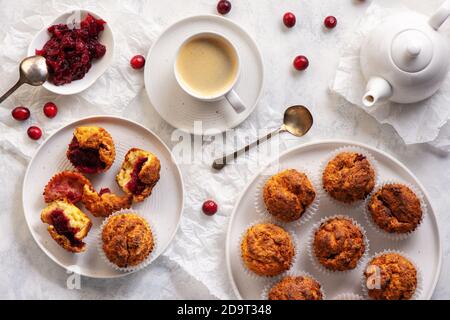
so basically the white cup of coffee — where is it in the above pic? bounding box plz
[174,32,245,113]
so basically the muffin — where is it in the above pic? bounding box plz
[263,169,316,222]
[367,183,422,234]
[102,213,154,268]
[241,223,294,276]
[268,275,323,300]
[313,217,365,271]
[364,253,417,300]
[116,148,161,202]
[67,126,115,174]
[43,171,92,204]
[322,151,375,203]
[82,185,132,217]
[41,199,92,253]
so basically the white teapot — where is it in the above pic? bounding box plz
[360,1,450,107]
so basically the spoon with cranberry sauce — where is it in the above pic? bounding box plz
[0,55,48,104]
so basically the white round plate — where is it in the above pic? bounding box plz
[22,116,184,278]
[226,140,442,300]
[144,15,264,134]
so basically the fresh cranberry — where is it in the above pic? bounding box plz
[202,200,218,216]
[293,55,309,71]
[11,106,30,121]
[27,126,42,140]
[324,16,337,29]
[130,55,146,69]
[43,102,58,118]
[283,12,296,28]
[217,0,231,15]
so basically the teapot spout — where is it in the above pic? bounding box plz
[362,77,393,108]
[429,0,450,30]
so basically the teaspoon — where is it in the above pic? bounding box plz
[212,105,314,170]
[0,55,48,104]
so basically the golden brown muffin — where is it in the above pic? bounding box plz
[43,171,92,204]
[66,126,115,174]
[241,223,294,276]
[81,185,132,217]
[263,169,316,222]
[41,199,92,253]
[368,184,422,234]
[116,148,161,202]
[102,213,154,268]
[364,253,417,300]
[268,275,323,300]
[322,152,375,203]
[313,217,365,271]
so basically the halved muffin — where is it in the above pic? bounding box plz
[41,199,92,253]
[116,148,161,202]
[66,126,115,174]
[82,185,132,217]
[43,171,92,204]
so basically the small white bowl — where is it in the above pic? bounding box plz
[27,9,114,95]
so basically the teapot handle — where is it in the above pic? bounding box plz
[429,0,450,30]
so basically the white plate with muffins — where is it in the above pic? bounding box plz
[226,140,441,300]
[22,116,184,278]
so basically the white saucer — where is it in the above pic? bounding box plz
[144,15,264,134]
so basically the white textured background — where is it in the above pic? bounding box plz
[0,0,449,299]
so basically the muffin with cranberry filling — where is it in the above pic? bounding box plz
[263,169,316,222]
[322,151,375,203]
[102,213,154,268]
[82,185,132,217]
[364,252,417,300]
[268,275,323,300]
[41,199,92,253]
[116,148,161,202]
[66,126,115,174]
[241,223,295,277]
[367,183,423,234]
[43,170,92,204]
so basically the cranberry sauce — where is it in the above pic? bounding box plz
[50,209,83,248]
[35,14,106,86]
[67,137,106,174]
[126,157,148,195]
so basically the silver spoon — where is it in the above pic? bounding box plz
[212,105,314,170]
[0,55,48,104]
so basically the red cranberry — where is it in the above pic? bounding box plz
[43,102,58,118]
[293,55,309,71]
[283,12,296,28]
[217,0,231,15]
[130,55,145,69]
[27,126,42,140]
[202,200,218,216]
[11,106,30,121]
[324,16,337,29]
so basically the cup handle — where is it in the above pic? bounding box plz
[225,89,246,114]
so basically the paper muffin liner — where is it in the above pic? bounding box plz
[255,163,321,227]
[364,180,427,241]
[333,293,364,300]
[361,249,423,300]
[319,146,380,209]
[261,270,326,300]
[97,209,158,273]
[308,215,370,275]
[238,219,299,280]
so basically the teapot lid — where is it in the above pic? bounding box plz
[391,29,433,73]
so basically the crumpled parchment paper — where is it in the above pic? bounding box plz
[330,2,450,151]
